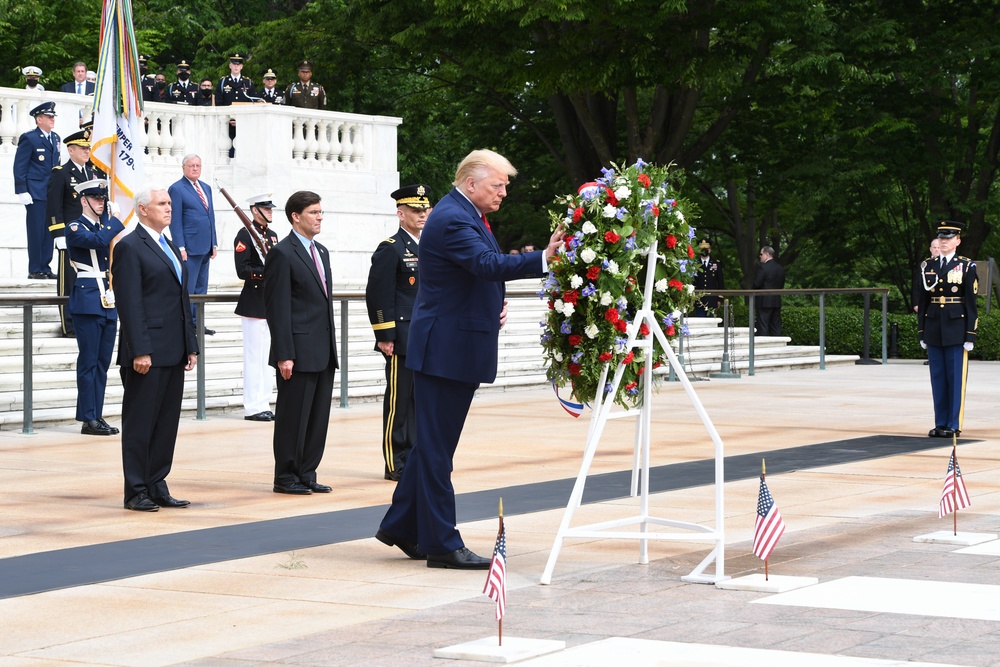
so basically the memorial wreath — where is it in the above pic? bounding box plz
[541,160,698,409]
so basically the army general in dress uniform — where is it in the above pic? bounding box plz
[692,239,725,317]
[66,179,125,436]
[285,60,326,109]
[365,185,430,480]
[916,220,978,438]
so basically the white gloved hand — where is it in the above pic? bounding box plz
[964,342,974,352]
[919,340,927,350]
[18,192,33,206]
[54,237,67,250]
[108,200,121,217]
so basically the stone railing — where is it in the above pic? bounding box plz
[0,87,403,283]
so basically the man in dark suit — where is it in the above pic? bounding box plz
[235,193,280,422]
[168,154,218,333]
[753,245,785,336]
[365,184,430,481]
[693,239,725,317]
[264,190,338,495]
[66,179,125,436]
[376,150,562,569]
[14,102,61,279]
[112,186,198,512]
[60,62,95,95]
[917,221,978,438]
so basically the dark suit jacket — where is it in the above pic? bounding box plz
[752,258,785,309]
[13,127,61,200]
[406,188,544,385]
[46,160,94,239]
[365,227,419,355]
[167,177,217,255]
[263,232,338,373]
[60,80,96,95]
[112,225,198,367]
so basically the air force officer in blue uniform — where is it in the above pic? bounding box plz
[917,220,978,437]
[376,149,563,569]
[13,102,61,279]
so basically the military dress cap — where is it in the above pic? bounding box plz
[698,239,711,249]
[176,60,192,70]
[74,178,109,198]
[246,193,274,208]
[936,220,966,238]
[391,184,432,209]
[22,65,43,77]
[262,68,278,79]
[138,54,149,65]
[296,60,313,71]
[64,129,91,148]
[30,101,57,117]
[229,52,247,63]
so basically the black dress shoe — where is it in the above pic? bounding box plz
[929,427,956,438]
[273,482,312,495]
[151,494,190,508]
[262,411,274,419]
[427,546,490,570]
[27,273,47,280]
[124,492,159,512]
[98,418,119,434]
[244,412,272,422]
[306,481,332,493]
[63,331,76,339]
[43,272,58,280]
[375,529,426,560]
[384,470,403,481]
[81,419,113,436]
[203,328,216,336]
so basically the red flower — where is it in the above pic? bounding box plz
[638,365,645,376]
[665,324,675,337]
[604,308,620,323]
[548,301,555,310]
[687,244,695,258]
[598,351,613,362]
[586,265,601,280]
[614,319,628,333]
[652,361,662,369]
[651,204,659,217]
[624,382,638,392]
[572,207,583,222]
[563,290,580,304]
[606,191,618,207]
[604,230,621,244]
[568,363,581,376]
[637,173,651,188]
[568,334,583,346]
[669,278,684,291]
[665,234,677,249]
[622,351,635,365]
[639,322,650,336]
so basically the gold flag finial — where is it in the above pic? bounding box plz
[498,497,504,518]
[762,458,766,476]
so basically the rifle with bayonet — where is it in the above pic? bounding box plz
[215,180,269,262]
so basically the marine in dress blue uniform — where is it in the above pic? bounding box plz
[365,184,430,481]
[917,220,978,437]
[13,102,61,278]
[693,239,725,317]
[66,179,126,436]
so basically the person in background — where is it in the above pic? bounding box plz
[692,239,725,317]
[753,245,785,336]
[167,61,197,105]
[61,62,94,95]
[912,238,941,313]
[23,65,45,91]
[13,102,61,280]
[167,154,218,334]
[260,69,284,104]
[285,60,326,109]
[195,78,215,106]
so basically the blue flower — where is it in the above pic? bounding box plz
[679,259,689,271]
[541,333,552,343]
[560,320,572,334]
[566,250,577,263]
[625,236,636,250]
[571,351,584,363]
[615,336,629,351]
[598,167,615,185]
[662,314,674,328]
[687,227,696,240]
[626,384,640,396]
[634,157,647,169]
[615,207,626,220]
[604,382,613,394]
[602,258,610,269]
[582,283,597,297]
[581,189,599,202]
[681,324,690,337]
[617,296,628,309]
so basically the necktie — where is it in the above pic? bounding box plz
[193,180,209,210]
[159,235,183,283]
[481,213,492,234]
[310,242,327,295]
[77,82,82,95]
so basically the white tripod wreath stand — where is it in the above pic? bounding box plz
[540,238,729,585]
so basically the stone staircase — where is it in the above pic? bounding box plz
[0,278,858,431]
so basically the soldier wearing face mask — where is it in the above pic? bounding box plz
[167,61,197,105]
[194,78,215,106]
[23,65,45,92]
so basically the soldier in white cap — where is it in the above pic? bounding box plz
[22,65,45,91]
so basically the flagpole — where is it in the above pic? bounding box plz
[952,437,958,536]
[762,459,768,581]
[497,497,504,647]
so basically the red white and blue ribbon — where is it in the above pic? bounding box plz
[552,381,586,418]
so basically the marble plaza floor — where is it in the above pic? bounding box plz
[1,360,999,666]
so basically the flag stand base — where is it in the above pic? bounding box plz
[912,530,997,546]
[715,573,818,593]
[540,242,728,587]
[433,636,565,663]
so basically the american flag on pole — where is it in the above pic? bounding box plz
[939,450,971,518]
[482,525,506,621]
[752,475,786,561]
[90,0,145,225]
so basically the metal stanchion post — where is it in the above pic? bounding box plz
[856,292,879,365]
[710,299,740,379]
[197,300,206,419]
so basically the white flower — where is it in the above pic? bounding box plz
[554,299,564,312]
[671,310,681,320]
[686,284,695,294]
[580,248,596,263]
[614,185,631,200]
[655,278,668,292]
[561,302,575,317]
[607,260,619,275]
[585,323,599,339]
[675,210,685,222]
[600,291,613,306]
[602,204,618,218]
[553,351,563,362]
[581,221,598,234]
[570,275,583,289]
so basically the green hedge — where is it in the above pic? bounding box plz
[770,304,1000,360]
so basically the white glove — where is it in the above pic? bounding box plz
[920,340,927,350]
[964,342,974,352]
[18,192,33,206]
[108,200,121,217]
[54,237,67,250]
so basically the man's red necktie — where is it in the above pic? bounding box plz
[481,213,492,234]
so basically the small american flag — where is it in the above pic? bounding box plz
[753,476,786,561]
[939,450,971,518]
[482,525,507,621]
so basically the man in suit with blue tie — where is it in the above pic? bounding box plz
[376,149,563,569]
[264,191,338,495]
[13,102,61,279]
[168,154,218,333]
[112,186,199,512]
[60,62,96,95]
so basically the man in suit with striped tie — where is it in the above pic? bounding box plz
[168,154,218,333]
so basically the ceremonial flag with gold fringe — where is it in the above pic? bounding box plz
[939,449,971,518]
[90,0,145,224]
